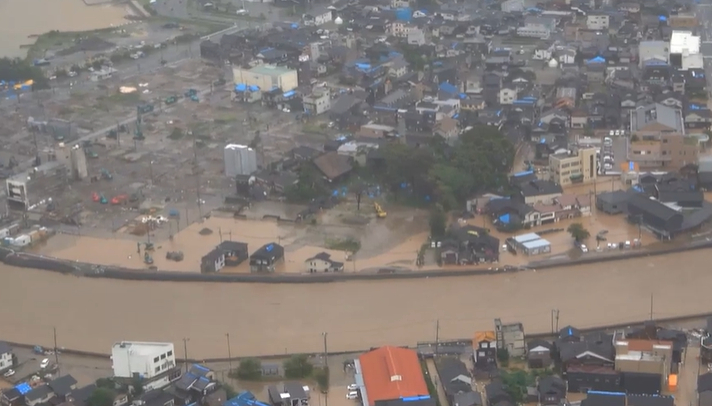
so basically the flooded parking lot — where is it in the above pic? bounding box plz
[0,248,711,358]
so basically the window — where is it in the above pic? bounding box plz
[154,356,159,362]
[155,366,160,373]
[167,351,173,357]
[161,354,166,360]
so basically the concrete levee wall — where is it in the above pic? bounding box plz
[2,239,712,283]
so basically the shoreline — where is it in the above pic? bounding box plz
[2,311,709,361]
[3,237,712,283]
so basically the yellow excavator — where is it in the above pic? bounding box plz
[374,202,387,218]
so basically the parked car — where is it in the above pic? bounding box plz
[346,392,359,400]
[40,358,50,369]
[347,384,358,391]
[579,244,588,253]
[3,369,15,377]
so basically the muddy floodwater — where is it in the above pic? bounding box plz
[0,0,127,58]
[0,248,710,358]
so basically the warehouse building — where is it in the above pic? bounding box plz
[6,161,68,210]
[232,65,298,92]
[224,144,257,177]
[509,232,551,256]
[355,346,434,406]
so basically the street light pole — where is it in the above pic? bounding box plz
[226,333,233,370]
[183,337,190,372]
[322,332,328,406]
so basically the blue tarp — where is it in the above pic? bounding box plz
[395,7,412,21]
[249,85,259,92]
[499,214,510,224]
[224,392,271,406]
[16,383,31,395]
[587,56,606,63]
[402,396,430,402]
[439,82,458,94]
[514,170,533,177]
[283,90,295,98]
[235,84,247,92]
[658,15,667,21]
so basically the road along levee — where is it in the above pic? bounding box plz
[1,247,712,359]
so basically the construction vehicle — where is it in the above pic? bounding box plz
[166,251,184,261]
[100,195,108,204]
[137,104,154,115]
[92,192,100,202]
[164,95,177,105]
[184,88,197,98]
[101,168,113,180]
[144,251,154,265]
[374,202,387,218]
[107,129,118,139]
[213,78,226,86]
[84,148,98,159]
[111,194,128,205]
[190,94,199,102]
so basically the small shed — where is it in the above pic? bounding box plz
[521,238,551,256]
[527,339,553,368]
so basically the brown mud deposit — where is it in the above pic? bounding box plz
[0,249,708,358]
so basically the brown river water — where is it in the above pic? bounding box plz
[0,248,709,359]
[0,0,127,58]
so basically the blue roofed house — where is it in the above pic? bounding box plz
[225,392,272,406]
[166,364,218,404]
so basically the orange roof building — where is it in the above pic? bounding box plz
[357,346,430,406]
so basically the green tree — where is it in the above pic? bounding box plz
[312,367,329,392]
[0,57,49,89]
[285,165,328,203]
[223,383,237,399]
[567,222,590,242]
[87,388,116,406]
[429,204,447,238]
[284,354,313,379]
[496,348,510,366]
[95,378,114,390]
[131,376,144,396]
[500,370,529,403]
[232,358,262,380]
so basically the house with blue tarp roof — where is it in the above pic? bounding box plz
[250,243,285,272]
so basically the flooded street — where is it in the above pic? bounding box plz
[0,248,709,358]
[0,0,127,58]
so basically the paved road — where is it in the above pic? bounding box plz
[425,359,450,406]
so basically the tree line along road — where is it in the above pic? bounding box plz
[0,248,707,359]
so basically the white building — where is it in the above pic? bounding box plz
[0,342,12,371]
[111,341,176,380]
[303,7,332,26]
[516,17,555,39]
[670,31,702,70]
[232,65,298,92]
[224,144,258,177]
[586,14,609,30]
[638,41,669,68]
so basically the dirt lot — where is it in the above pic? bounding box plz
[36,200,429,273]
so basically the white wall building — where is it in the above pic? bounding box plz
[670,31,702,70]
[0,342,12,371]
[111,341,176,380]
[517,17,555,39]
[224,144,258,177]
[586,14,609,30]
[638,41,669,68]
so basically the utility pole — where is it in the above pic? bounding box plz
[226,333,233,370]
[53,327,60,375]
[555,309,560,332]
[650,294,654,320]
[435,319,440,356]
[322,332,329,406]
[551,309,560,333]
[182,338,190,372]
[193,139,203,218]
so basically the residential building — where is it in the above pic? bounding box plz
[249,243,284,272]
[313,152,353,182]
[638,41,669,68]
[303,7,332,25]
[434,358,472,406]
[233,65,298,92]
[549,147,597,186]
[484,382,514,406]
[201,249,225,273]
[495,319,525,357]
[25,375,78,406]
[303,89,331,115]
[626,193,684,239]
[6,161,68,210]
[407,29,427,46]
[472,331,497,370]
[669,14,697,29]
[201,241,249,273]
[517,180,563,205]
[586,14,610,30]
[510,233,552,256]
[628,103,697,170]
[356,346,433,406]
[305,252,344,273]
[699,373,712,406]
[171,364,217,403]
[499,86,517,105]
[0,342,12,372]
[224,144,257,177]
[538,376,566,406]
[614,337,672,394]
[516,16,556,39]
[226,392,269,406]
[527,339,553,369]
[111,341,176,380]
[268,382,309,406]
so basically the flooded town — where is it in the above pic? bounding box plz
[4,0,712,406]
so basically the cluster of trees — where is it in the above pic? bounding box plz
[230,354,329,391]
[0,58,49,89]
[378,126,515,211]
[500,369,554,403]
